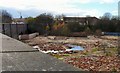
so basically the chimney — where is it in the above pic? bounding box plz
[19,12,22,19]
[20,16,22,19]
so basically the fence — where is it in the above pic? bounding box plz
[1,23,27,39]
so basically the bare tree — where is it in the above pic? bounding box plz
[1,10,12,23]
[102,12,112,20]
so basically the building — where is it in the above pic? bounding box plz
[63,17,99,25]
[12,18,26,24]
[12,18,27,34]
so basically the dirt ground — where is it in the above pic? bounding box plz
[22,35,120,71]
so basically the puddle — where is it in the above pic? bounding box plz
[71,46,84,51]
[65,44,84,51]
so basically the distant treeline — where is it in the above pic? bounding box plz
[26,13,120,36]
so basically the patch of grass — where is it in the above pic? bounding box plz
[91,48,98,53]
[52,54,62,59]
[112,68,118,72]
[62,54,70,56]
[109,48,118,53]
[82,51,90,56]
[52,54,70,59]
[105,48,118,56]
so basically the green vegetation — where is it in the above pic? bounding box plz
[51,54,70,59]
[26,13,120,37]
[106,48,118,56]
[91,48,98,53]
[26,13,54,34]
[81,47,118,56]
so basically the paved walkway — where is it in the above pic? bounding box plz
[1,33,80,71]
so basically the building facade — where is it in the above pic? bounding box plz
[63,17,99,25]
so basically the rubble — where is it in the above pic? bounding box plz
[64,56,120,71]
[22,35,119,71]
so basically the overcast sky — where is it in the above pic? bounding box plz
[0,0,119,18]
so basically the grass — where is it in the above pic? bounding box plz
[105,48,118,56]
[91,48,98,53]
[92,47,118,56]
[81,47,118,56]
[51,54,70,59]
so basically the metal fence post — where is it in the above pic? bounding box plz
[2,24,5,34]
[9,23,12,37]
[16,23,18,39]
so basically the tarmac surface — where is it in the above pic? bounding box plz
[1,33,80,71]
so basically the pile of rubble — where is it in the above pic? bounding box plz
[38,43,66,51]
[64,56,120,71]
[101,36,118,40]
[33,43,67,53]
[33,43,85,54]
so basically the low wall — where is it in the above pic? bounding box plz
[19,32,39,40]
[29,33,39,39]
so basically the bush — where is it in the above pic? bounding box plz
[51,24,71,36]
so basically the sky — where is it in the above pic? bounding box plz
[0,0,119,18]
